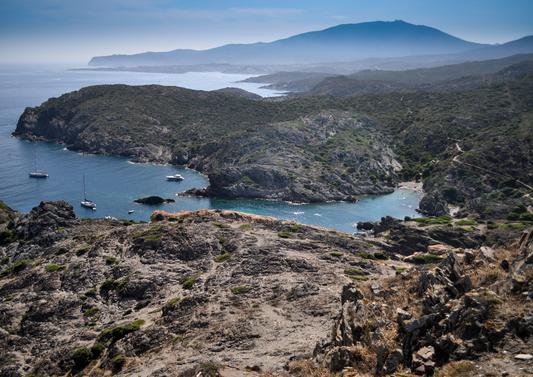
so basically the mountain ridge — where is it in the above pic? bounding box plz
[89,20,488,67]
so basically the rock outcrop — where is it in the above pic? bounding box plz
[1,202,531,376]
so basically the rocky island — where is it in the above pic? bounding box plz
[0,200,531,376]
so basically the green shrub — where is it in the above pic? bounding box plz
[98,319,145,343]
[45,263,65,272]
[90,342,105,357]
[83,307,99,317]
[182,274,200,290]
[76,245,90,255]
[105,256,118,265]
[7,259,33,274]
[278,231,292,238]
[239,223,251,229]
[111,354,126,372]
[100,277,128,293]
[0,230,17,245]
[330,252,343,257]
[71,347,94,371]
[196,362,220,377]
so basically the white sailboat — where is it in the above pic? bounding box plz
[29,150,48,178]
[80,174,96,210]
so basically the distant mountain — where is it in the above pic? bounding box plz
[89,20,487,67]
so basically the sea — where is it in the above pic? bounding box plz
[0,65,421,233]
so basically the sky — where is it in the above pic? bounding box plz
[1,0,533,64]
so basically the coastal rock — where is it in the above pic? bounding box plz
[14,201,75,245]
[134,196,175,205]
[419,193,449,216]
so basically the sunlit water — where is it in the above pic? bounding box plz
[0,66,421,233]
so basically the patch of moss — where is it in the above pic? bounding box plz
[211,221,228,228]
[344,267,368,281]
[277,231,292,238]
[413,215,452,226]
[213,253,231,263]
[76,245,91,255]
[455,219,477,226]
[231,285,251,295]
[83,307,99,318]
[45,263,65,272]
[182,274,200,290]
[411,253,444,264]
[97,319,145,343]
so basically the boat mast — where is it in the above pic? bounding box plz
[83,174,87,201]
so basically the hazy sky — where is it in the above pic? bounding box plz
[1,0,533,64]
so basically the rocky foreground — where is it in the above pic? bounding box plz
[0,200,531,376]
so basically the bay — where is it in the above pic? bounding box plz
[0,66,421,233]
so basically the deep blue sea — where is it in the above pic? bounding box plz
[0,65,421,233]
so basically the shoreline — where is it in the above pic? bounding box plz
[398,180,424,193]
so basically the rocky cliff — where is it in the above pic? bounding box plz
[0,201,531,376]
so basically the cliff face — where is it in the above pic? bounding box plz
[0,202,531,376]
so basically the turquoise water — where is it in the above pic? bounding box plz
[0,66,421,233]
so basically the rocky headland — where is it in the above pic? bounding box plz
[13,71,533,219]
[0,200,532,376]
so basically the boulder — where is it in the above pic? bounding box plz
[14,201,75,246]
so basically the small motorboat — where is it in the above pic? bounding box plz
[29,171,49,178]
[166,173,184,182]
[128,210,135,214]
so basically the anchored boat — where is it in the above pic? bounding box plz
[166,173,184,182]
[29,150,48,178]
[80,174,96,210]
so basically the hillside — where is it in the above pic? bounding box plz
[88,20,485,67]
[0,200,531,376]
[245,54,533,94]
[13,85,400,203]
[13,74,533,219]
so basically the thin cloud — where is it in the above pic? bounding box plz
[231,8,304,16]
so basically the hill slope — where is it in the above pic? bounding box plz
[14,75,533,218]
[89,20,485,67]
[0,201,531,376]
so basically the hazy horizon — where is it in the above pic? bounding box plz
[1,0,533,64]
